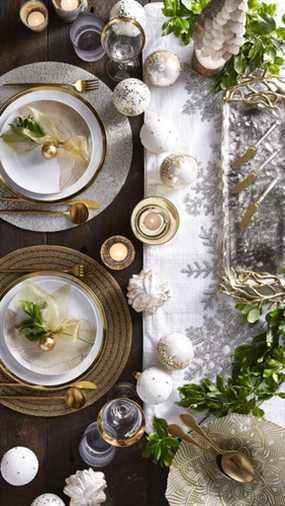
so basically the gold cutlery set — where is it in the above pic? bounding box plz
[0,79,100,221]
[231,121,281,230]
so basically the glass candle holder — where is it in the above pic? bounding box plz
[20,0,48,32]
[70,13,105,62]
[101,16,145,82]
[100,235,135,271]
[131,196,180,245]
[52,0,88,23]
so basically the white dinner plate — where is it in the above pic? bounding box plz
[0,87,106,201]
[0,273,105,386]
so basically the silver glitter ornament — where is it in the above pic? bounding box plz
[110,0,146,28]
[144,50,181,87]
[157,333,194,370]
[113,78,151,117]
[160,153,198,189]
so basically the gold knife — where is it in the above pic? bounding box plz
[232,122,278,170]
[232,150,279,194]
[0,197,100,210]
[240,178,279,231]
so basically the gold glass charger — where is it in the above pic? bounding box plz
[166,414,285,506]
[0,245,132,417]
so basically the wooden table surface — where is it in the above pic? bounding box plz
[0,1,168,504]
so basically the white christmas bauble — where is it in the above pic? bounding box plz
[31,493,65,506]
[140,112,179,154]
[136,367,173,404]
[0,447,39,486]
[110,0,146,28]
[144,50,181,87]
[113,78,151,117]
[160,153,198,189]
[157,333,194,370]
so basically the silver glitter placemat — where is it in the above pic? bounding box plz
[0,62,133,232]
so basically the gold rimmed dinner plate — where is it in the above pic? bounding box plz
[0,86,107,203]
[0,245,132,416]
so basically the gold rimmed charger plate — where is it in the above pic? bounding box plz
[0,271,107,391]
[0,245,132,417]
[0,85,107,203]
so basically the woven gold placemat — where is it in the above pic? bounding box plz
[0,245,132,417]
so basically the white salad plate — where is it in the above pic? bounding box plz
[0,87,106,201]
[0,273,105,386]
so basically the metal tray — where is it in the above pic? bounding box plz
[221,98,285,274]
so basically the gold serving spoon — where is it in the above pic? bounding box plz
[0,202,89,224]
[168,424,205,451]
[240,177,279,231]
[232,122,278,169]
[232,150,279,194]
[180,413,255,484]
[0,387,87,410]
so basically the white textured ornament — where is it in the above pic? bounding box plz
[160,153,198,189]
[0,447,39,486]
[113,78,151,117]
[64,468,107,506]
[144,50,181,87]
[193,0,248,74]
[127,269,171,315]
[136,367,173,404]
[157,333,194,370]
[110,0,146,28]
[31,494,65,506]
[140,112,179,154]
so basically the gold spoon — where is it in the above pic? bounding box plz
[0,387,87,410]
[0,202,89,224]
[168,424,205,451]
[0,380,97,391]
[180,413,255,483]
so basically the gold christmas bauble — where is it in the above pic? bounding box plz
[41,142,58,159]
[160,153,198,189]
[39,335,55,352]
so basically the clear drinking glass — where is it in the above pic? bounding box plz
[79,388,145,467]
[101,17,145,81]
[70,13,105,62]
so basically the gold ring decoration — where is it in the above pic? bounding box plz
[0,245,132,417]
[0,86,107,204]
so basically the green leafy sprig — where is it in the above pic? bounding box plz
[1,115,45,146]
[143,304,285,467]
[143,417,180,467]
[17,301,48,342]
[162,0,285,91]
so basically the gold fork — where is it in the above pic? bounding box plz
[2,79,99,93]
[0,263,86,278]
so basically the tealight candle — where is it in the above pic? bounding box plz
[52,0,87,23]
[61,0,79,11]
[20,1,48,32]
[100,236,135,271]
[139,209,166,237]
[131,196,180,245]
[109,242,129,262]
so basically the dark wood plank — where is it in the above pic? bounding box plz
[0,1,169,505]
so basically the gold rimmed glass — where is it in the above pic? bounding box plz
[79,384,145,467]
[101,16,145,82]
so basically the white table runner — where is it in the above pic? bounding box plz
[142,2,284,431]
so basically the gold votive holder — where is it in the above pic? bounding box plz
[131,196,180,245]
[52,0,88,23]
[100,236,136,271]
[20,0,49,32]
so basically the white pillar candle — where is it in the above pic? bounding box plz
[61,0,79,11]
[109,243,129,262]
